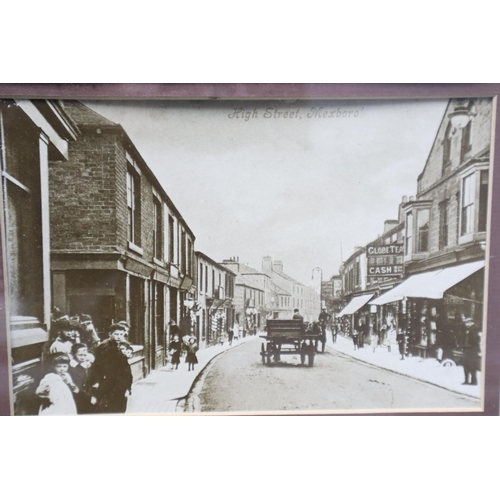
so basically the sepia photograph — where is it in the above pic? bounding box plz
[0,93,496,415]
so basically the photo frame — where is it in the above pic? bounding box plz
[0,83,499,416]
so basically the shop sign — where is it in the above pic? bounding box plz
[366,244,404,276]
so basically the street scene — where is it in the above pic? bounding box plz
[0,97,492,415]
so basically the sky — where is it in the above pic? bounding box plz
[86,98,448,286]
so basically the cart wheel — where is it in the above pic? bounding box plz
[441,359,456,369]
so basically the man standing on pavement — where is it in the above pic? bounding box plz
[462,318,481,386]
[90,324,133,413]
[318,308,331,353]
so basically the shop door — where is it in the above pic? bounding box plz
[129,276,145,347]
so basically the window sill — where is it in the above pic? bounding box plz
[458,233,474,246]
[128,241,144,256]
[10,327,49,349]
[153,257,165,267]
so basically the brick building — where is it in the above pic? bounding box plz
[49,101,196,380]
[195,251,235,348]
[0,99,79,413]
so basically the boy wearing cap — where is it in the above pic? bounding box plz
[89,324,133,413]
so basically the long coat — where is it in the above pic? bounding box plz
[89,338,133,413]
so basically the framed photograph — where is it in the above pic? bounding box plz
[0,84,499,415]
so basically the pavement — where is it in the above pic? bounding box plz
[126,335,257,414]
[325,332,481,400]
[126,329,480,414]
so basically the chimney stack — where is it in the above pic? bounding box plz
[273,260,283,273]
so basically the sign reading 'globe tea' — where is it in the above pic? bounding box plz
[366,244,404,276]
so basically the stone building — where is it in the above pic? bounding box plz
[49,101,196,380]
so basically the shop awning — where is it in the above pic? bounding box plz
[370,260,485,305]
[337,293,374,317]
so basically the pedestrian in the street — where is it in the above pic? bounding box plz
[370,328,379,353]
[185,337,199,371]
[396,329,406,360]
[233,322,240,341]
[89,324,133,414]
[120,341,134,360]
[35,354,78,415]
[352,329,359,350]
[69,344,94,414]
[48,320,80,360]
[169,334,182,370]
[462,318,481,386]
[79,314,101,349]
[331,322,338,344]
[318,308,330,353]
[228,326,234,346]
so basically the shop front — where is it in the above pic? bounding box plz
[337,293,374,345]
[370,260,485,362]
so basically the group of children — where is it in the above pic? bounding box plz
[168,333,199,371]
[35,315,133,415]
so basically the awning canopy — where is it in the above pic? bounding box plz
[337,293,374,317]
[370,260,485,305]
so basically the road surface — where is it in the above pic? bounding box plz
[185,338,479,413]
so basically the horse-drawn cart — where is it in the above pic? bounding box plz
[260,319,320,367]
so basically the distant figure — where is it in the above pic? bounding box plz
[185,338,199,371]
[228,326,234,346]
[233,322,240,340]
[331,322,338,344]
[396,330,406,360]
[293,309,304,321]
[169,334,182,370]
[463,318,480,386]
[352,330,359,350]
[370,329,379,353]
[318,308,331,353]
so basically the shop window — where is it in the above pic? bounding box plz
[416,209,430,253]
[439,200,449,250]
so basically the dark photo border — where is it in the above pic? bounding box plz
[0,83,499,416]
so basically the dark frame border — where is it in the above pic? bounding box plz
[0,83,499,416]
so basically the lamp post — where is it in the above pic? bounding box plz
[312,267,323,312]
